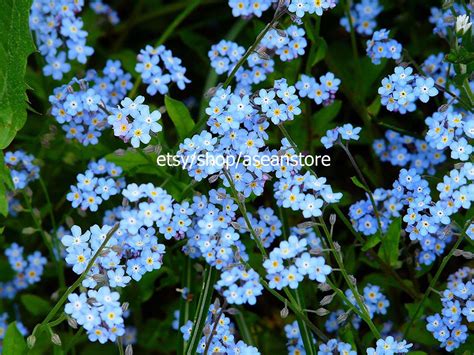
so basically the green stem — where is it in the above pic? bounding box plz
[235,311,254,346]
[292,289,316,355]
[223,170,327,346]
[222,170,267,257]
[332,205,420,300]
[185,265,217,355]
[339,143,383,239]
[318,216,381,338]
[178,257,192,354]
[223,11,284,89]
[403,231,467,337]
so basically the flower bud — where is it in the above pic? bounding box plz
[280,303,289,318]
[318,283,331,292]
[320,293,336,306]
[315,308,330,316]
[125,344,133,355]
[27,335,36,348]
[67,317,78,329]
[51,333,62,346]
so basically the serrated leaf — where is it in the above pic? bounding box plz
[379,218,401,266]
[3,322,27,355]
[0,0,35,148]
[165,95,195,141]
[20,294,51,316]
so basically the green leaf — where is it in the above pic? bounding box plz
[165,96,195,141]
[350,176,371,194]
[313,100,342,134]
[0,0,35,148]
[3,322,27,355]
[445,47,474,65]
[367,96,381,118]
[362,234,381,251]
[379,218,401,266]
[20,294,51,316]
[308,38,327,68]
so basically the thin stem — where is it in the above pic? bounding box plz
[344,0,361,81]
[223,11,285,89]
[238,257,328,342]
[235,311,254,346]
[178,257,192,353]
[318,216,381,338]
[403,225,470,337]
[185,265,217,355]
[339,143,383,239]
[332,205,420,300]
[222,170,267,257]
[204,299,227,354]
[223,170,327,346]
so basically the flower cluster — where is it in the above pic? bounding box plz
[208,40,274,94]
[426,267,474,351]
[366,29,402,64]
[263,235,331,290]
[366,336,413,354]
[30,0,94,80]
[261,25,308,62]
[273,138,343,218]
[288,0,338,18]
[296,72,341,107]
[135,45,190,96]
[347,284,390,318]
[429,4,473,37]
[422,53,454,90]
[350,166,473,265]
[91,0,120,25]
[61,180,176,342]
[373,130,446,174]
[321,124,361,149]
[183,189,249,269]
[238,207,282,248]
[178,80,306,200]
[180,303,260,353]
[425,107,473,161]
[215,266,263,305]
[107,96,163,148]
[67,159,125,211]
[49,60,132,145]
[5,150,40,190]
[378,66,439,114]
[227,0,275,17]
[64,287,125,344]
[63,185,174,288]
[0,243,47,299]
[318,338,355,354]
[340,0,382,36]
